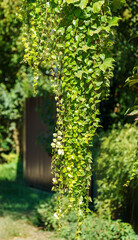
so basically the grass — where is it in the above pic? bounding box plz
[0,156,57,240]
[0,216,28,239]
[1,155,137,240]
[0,215,58,240]
[0,157,51,217]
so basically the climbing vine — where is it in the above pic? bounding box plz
[20,0,123,237]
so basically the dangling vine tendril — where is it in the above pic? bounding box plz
[20,0,120,237]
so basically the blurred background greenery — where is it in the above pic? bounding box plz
[0,0,137,238]
[0,0,137,158]
[0,0,53,159]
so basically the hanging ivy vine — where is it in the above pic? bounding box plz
[19,0,123,237]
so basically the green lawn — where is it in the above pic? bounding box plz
[0,156,58,240]
[0,157,52,219]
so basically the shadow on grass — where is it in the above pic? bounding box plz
[0,156,52,222]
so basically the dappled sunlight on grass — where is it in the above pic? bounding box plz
[0,215,57,240]
[0,157,52,220]
[0,157,60,240]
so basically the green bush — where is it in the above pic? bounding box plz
[59,215,137,240]
[0,153,18,164]
[36,193,137,240]
[93,123,138,215]
[0,159,18,181]
[36,194,58,230]
[36,193,77,230]
[82,216,137,240]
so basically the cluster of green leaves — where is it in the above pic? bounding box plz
[19,0,57,94]
[0,152,18,164]
[0,0,53,156]
[0,0,24,155]
[93,123,138,217]
[0,155,18,181]
[100,0,137,128]
[36,193,138,240]
[0,67,35,154]
[126,64,138,120]
[50,2,119,230]
[21,0,125,237]
[0,0,23,90]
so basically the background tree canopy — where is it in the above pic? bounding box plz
[0,0,137,237]
[0,0,137,156]
[100,0,137,129]
[0,0,52,157]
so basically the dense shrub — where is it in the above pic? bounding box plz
[0,153,18,164]
[36,193,137,240]
[36,124,138,238]
[36,194,58,230]
[60,215,137,240]
[93,123,138,216]
[0,158,18,181]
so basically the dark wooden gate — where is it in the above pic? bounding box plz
[23,97,55,191]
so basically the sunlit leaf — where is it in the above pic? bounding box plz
[92,1,104,13]
[78,0,89,9]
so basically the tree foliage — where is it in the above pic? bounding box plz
[0,0,24,154]
[100,0,137,128]
[0,0,52,156]
[126,64,138,120]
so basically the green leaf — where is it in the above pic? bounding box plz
[35,8,41,14]
[127,109,138,116]
[99,54,105,61]
[57,27,65,35]
[65,0,79,3]
[79,0,89,9]
[93,1,104,13]
[108,17,120,27]
[88,27,103,36]
[89,30,94,36]
[67,25,73,32]
[126,74,138,86]
[100,58,115,72]
[72,19,79,27]
[81,45,90,52]
[75,70,84,79]
[95,81,103,87]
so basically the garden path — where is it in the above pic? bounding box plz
[0,216,58,240]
